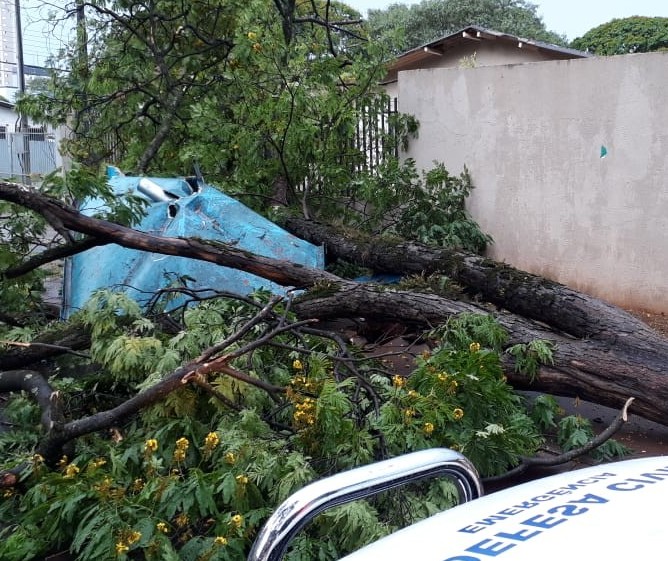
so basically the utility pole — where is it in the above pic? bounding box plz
[14,0,30,183]
[76,0,88,76]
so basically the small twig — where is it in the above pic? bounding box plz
[483,397,636,484]
[186,373,241,411]
[0,340,91,359]
[218,364,286,400]
[1,236,103,279]
[302,326,383,416]
[219,318,320,363]
[197,295,284,362]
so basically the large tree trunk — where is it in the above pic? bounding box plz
[283,217,668,425]
[284,217,649,343]
[292,283,668,425]
[2,184,668,425]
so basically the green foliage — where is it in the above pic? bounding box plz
[506,339,555,380]
[0,3,614,559]
[348,159,492,252]
[556,414,629,461]
[17,0,388,206]
[366,0,567,54]
[431,312,508,351]
[39,165,148,226]
[571,17,668,55]
[528,393,560,432]
[0,196,50,321]
[378,332,542,476]
[526,398,629,463]
[0,165,147,340]
[0,297,557,560]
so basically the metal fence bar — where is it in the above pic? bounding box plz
[297,96,399,193]
[0,128,59,182]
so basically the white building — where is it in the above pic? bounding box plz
[0,1,68,180]
[0,0,71,101]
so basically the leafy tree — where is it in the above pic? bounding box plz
[366,0,567,55]
[0,1,631,559]
[571,16,668,55]
[19,0,375,188]
[0,284,548,560]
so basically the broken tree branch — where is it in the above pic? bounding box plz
[0,182,337,288]
[483,397,636,484]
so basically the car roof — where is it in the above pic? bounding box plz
[341,456,668,560]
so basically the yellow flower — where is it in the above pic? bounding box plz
[423,422,435,436]
[204,432,220,450]
[115,541,129,555]
[437,373,448,382]
[407,389,419,398]
[453,408,464,420]
[156,522,169,534]
[127,530,141,545]
[175,513,189,528]
[175,437,189,451]
[230,514,244,528]
[132,478,144,492]
[32,454,44,464]
[293,397,317,428]
[247,31,257,41]
[236,474,249,485]
[95,476,113,495]
[392,375,406,388]
[292,359,303,370]
[449,380,459,393]
[403,408,416,420]
[3,489,15,498]
[252,42,262,53]
[144,439,158,453]
[214,536,228,546]
[469,342,481,353]
[57,455,68,468]
[224,451,236,465]
[173,449,186,463]
[91,457,107,469]
[64,463,80,479]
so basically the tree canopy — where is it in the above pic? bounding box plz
[365,0,567,55]
[571,16,668,55]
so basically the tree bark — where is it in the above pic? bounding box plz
[283,218,668,425]
[2,185,668,425]
[0,182,338,288]
[284,217,651,343]
[292,283,668,424]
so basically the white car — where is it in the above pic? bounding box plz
[249,448,668,560]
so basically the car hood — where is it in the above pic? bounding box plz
[342,456,668,560]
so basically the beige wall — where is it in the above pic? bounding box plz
[396,52,668,313]
[383,41,570,87]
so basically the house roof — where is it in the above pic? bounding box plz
[386,25,591,77]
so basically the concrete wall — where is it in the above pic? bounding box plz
[397,51,668,313]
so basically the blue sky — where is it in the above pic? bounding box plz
[349,0,668,40]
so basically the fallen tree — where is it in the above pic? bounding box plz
[0,182,666,426]
[0,181,658,560]
[284,217,668,424]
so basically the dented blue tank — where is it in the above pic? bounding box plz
[61,170,324,318]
